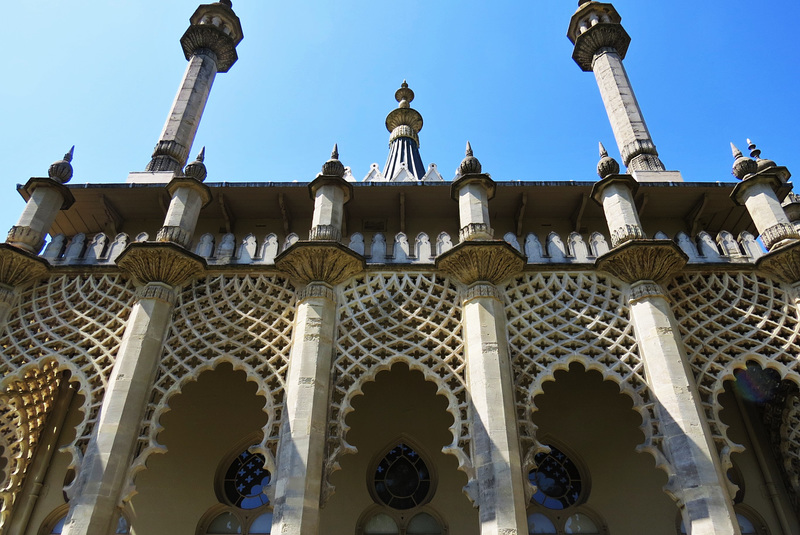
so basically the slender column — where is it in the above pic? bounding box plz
[436,146,527,535]
[145,1,243,173]
[155,150,212,248]
[591,144,645,246]
[568,2,665,172]
[62,282,178,535]
[627,281,738,535]
[272,149,363,534]
[270,283,336,534]
[462,284,528,535]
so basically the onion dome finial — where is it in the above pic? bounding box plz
[459,142,482,175]
[184,147,208,182]
[48,146,75,184]
[597,142,620,179]
[321,144,345,177]
[731,142,757,180]
[747,138,777,173]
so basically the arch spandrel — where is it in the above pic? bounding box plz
[504,272,675,501]
[327,273,473,505]
[669,271,800,496]
[0,273,134,520]
[124,274,296,504]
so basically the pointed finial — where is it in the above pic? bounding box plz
[747,139,760,160]
[459,141,482,175]
[219,0,233,7]
[197,146,206,162]
[321,144,345,178]
[597,142,620,179]
[746,138,777,172]
[395,81,415,108]
[731,142,757,180]
[48,146,75,183]
[578,0,592,5]
[184,148,208,182]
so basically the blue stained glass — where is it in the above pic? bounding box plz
[224,448,271,509]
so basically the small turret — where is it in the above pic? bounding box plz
[382,81,426,181]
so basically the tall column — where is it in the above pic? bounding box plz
[437,147,528,535]
[145,1,243,174]
[567,2,667,174]
[272,150,363,534]
[592,152,738,534]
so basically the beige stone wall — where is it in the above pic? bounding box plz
[531,365,677,534]
[324,363,478,535]
[129,365,268,535]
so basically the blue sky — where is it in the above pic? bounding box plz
[2,1,799,238]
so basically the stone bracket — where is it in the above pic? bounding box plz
[116,242,206,287]
[435,241,525,285]
[756,240,800,284]
[595,240,687,284]
[0,243,50,287]
[275,241,365,286]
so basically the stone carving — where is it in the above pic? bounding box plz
[572,26,631,72]
[436,241,525,286]
[756,240,800,284]
[0,244,50,288]
[459,223,494,243]
[595,240,687,284]
[370,233,387,263]
[106,234,130,263]
[0,274,134,507]
[697,231,721,261]
[309,225,342,242]
[135,282,177,306]
[238,234,257,263]
[628,281,664,302]
[64,233,86,261]
[6,226,45,254]
[462,282,503,303]
[525,233,545,263]
[762,222,800,250]
[298,282,336,303]
[610,224,644,247]
[669,272,800,494]
[85,234,108,264]
[717,231,742,258]
[739,232,763,261]
[568,232,590,261]
[326,273,471,503]
[505,272,669,501]
[436,232,453,256]
[156,225,192,249]
[43,234,66,260]
[504,233,522,253]
[116,243,206,287]
[546,232,567,261]
[589,232,609,257]
[217,233,236,261]
[275,242,365,286]
[283,233,299,252]
[126,275,295,501]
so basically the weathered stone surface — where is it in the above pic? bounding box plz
[275,241,365,286]
[116,242,206,286]
[0,243,50,287]
[436,241,525,285]
[756,240,800,283]
[595,240,687,284]
[573,24,630,71]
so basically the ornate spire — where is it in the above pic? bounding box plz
[731,142,757,180]
[597,142,620,179]
[184,147,208,181]
[321,144,345,178]
[48,146,75,184]
[459,142,482,176]
[383,81,425,181]
[747,138,777,173]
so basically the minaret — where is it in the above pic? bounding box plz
[568,2,680,181]
[141,1,243,177]
[382,81,426,181]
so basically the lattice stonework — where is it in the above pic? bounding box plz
[504,273,668,496]
[126,274,295,500]
[669,272,800,479]
[0,274,134,524]
[326,272,468,503]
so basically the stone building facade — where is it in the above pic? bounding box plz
[1,1,799,534]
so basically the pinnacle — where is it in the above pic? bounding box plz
[599,142,608,158]
[331,143,339,160]
[466,141,473,157]
[730,143,743,159]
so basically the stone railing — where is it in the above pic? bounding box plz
[35,228,766,267]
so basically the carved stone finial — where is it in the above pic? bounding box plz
[459,142,482,175]
[321,144,345,178]
[731,142,757,180]
[597,141,620,179]
[184,147,208,182]
[218,0,233,6]
[746,138,777,173]
[48,146,75,183]
[395,80,414,109]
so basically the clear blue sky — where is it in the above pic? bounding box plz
[2,1,799,237]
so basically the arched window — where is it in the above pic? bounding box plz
[198,439,273,535]
[526,442,607,534]
[40,506,130,535]
[358,439,447,535]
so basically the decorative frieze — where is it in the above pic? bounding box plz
[298,282,336,303]
[275,242,364,286]
[761,222,800,251]
[595,240,687,284]
[135,282,177,306]
[610,224,644,248]
[156,226,192,249]
[309,225,342,243]
[628,280,664,303]
[756,240,800,284]
[116,242,206,287]
[459,223,494,243]
[436,241,525,286]
[6,226,46,253]
[461,282,503,304]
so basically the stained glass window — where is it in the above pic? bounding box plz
[224,450,271,510]
[373,443,431,510]
[529,445,582,510]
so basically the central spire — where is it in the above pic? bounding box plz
[382,81,425,181]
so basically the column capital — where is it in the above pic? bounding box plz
[436,241,525,285]
[181,2,243,73]
[568,2,630,72]
[461,282,504,304]
[595,240,687,284]
[0,243,50,288]
[275,242,365,286]
[116,242,206,287]
[628,280,665,304]
[756,240,800,284]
